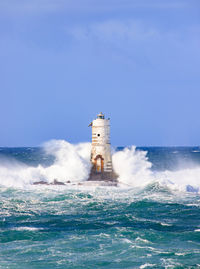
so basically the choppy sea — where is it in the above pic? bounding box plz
[0,141,200,268]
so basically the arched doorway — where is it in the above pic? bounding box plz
[94,155,104,173]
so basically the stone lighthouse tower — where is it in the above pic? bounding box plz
[88,112,118,182]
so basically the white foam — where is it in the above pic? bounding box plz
[175,252,186,256]
[156,168,200,193]
[0,140,91,188]
[112,146,153,187]
[140,264,156,269]
[160,222,172,227]
[113,146,200,193]
[135,237,151,243]
[42,140,91,183]
[12,227,43,231]
[0,141,200,193]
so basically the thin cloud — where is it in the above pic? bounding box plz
[67,19,200,76]
[69,20,160,43]
[68,19,200,48]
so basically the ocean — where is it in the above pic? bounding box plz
[0,141,200,268]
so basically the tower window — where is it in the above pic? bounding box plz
[97,134,100,137]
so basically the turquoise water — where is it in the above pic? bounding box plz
[0,146,200,268]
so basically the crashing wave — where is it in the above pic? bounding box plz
[0,140,200,193]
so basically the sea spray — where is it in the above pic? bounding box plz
[0,158,38,188]
[156,168,200,193]
[113,146,200,193]
[0,141,200,193]
[42,140,91,183]
[0,140,91,187]
[112,146,153,187]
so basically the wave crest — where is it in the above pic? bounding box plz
[0,140,200,193]
[112,146,153,187]
[0,140,91,188]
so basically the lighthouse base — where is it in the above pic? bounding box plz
[87,169,118,183]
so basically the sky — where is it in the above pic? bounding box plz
[0,0,200,147]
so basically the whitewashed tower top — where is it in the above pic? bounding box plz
[89,113,113,173]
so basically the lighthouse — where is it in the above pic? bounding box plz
[88,112,118,182]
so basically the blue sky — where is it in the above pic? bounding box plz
[0,0,200,146]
